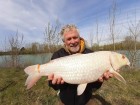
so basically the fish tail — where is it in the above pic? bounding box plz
[24,64,40,75]
[24,64,41,89]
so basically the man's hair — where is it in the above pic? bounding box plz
[60,24,79,41]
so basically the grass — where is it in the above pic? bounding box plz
[0,68,140,105]
[0,68,58,105]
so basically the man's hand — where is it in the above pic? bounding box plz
[48,71,112,84]
[98,70,113,82]
[48,74,65,85]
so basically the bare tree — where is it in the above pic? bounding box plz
[1,37,9,67]
[43,21,62,62]
[95,19,103,50]
[31,42,38,54]
[89,31,94,50]
[109,0,118,51]
[125,10,140,69]
[8,31,24,68]
[89,18,103,51]
[44,21,61,53]
[123,36,134,50]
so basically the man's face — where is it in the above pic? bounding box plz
[63,30,80,53]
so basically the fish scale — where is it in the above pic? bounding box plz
[24,51,130,95]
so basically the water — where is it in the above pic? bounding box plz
[0,53,52,67]
[0,51,140,68]
[117,50,140,68]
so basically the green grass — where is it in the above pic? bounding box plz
[0,68,58,105]
[0,68,140,105]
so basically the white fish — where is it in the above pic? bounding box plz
[24,51,130,95]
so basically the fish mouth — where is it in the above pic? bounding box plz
[126,62,131,69]
[127,62,130,66]
[116,69,120,72]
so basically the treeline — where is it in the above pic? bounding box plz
[0,44,63,55]
[1,39,140,55]
[100,41,140,51]
[90,39,140,51]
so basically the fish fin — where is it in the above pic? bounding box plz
[24,65,39,75]
[111,70,126,84]
[25,75,32,86]
[24,64,41,89]
[25,74,41,89]
[77,83,87,95]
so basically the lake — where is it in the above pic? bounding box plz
[0,53,52,67]
[0,51,140,68]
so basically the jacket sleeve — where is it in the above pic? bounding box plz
[90,81,102,91]
[48,52,68,90]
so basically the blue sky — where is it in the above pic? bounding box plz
[0,0,140,50]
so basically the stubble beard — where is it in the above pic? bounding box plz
[69,44,80,54]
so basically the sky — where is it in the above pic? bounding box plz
[0,0,140,51]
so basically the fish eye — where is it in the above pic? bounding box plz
[122,55,125,59]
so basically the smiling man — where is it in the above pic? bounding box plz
[48,24,113,105]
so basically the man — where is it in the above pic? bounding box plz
[48,24,113,105]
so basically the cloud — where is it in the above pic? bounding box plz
[0,0,140,50]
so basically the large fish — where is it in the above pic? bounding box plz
[24,51,130,95]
